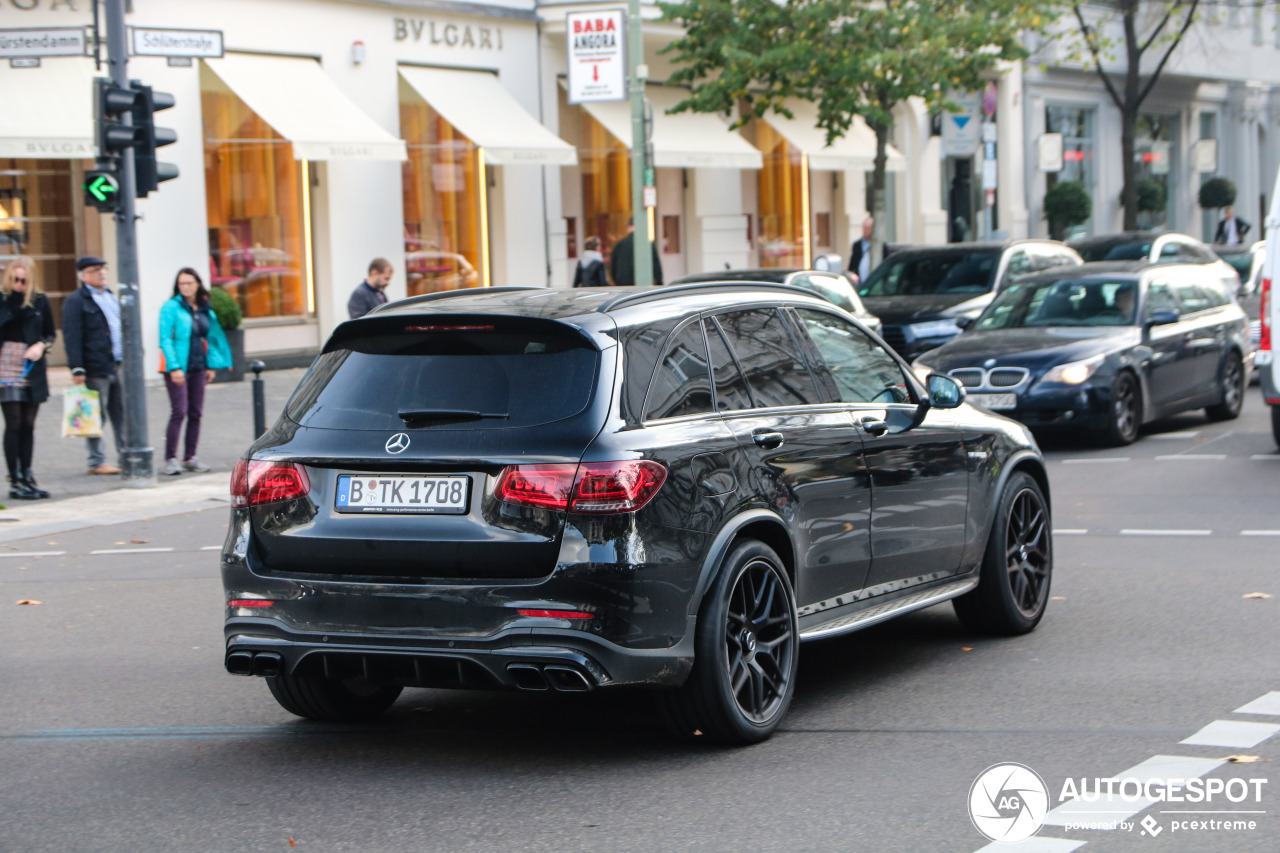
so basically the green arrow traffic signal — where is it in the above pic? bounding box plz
[84,170,121,211]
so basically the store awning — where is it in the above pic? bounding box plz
[399,66,576,166]
[0,59,95,159]
[202,54,406,161]
[761,101,905,172]
[579,86,763,170]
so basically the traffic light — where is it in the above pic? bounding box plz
[83,169,121,212]
[93,77,142,165]
[130,82,179,197]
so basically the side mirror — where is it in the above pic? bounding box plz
[954,315,974,331]
[926,373,966,409]
[1145,309,1179,327]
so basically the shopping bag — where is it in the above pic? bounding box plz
[62,385,103,438]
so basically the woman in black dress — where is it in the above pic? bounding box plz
[0,256,56,500]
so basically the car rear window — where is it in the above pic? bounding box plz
[858,251,999,297]
[285,318,599,431]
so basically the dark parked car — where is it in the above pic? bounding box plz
[912,262,1250,445]
[1069,231,1240,299]
[669,268,881,332]
[856,240,1082,361]
[223,283,1053,743]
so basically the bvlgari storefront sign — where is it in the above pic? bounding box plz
[394,18,503,50]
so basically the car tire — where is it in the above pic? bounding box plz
[953,471,1052,636]
[1099,371,1140,446]
[660,539,798,745]
[1205,352,1245,421]
[266,673,403,722]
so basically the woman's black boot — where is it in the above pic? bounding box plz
[22,470,50,500]
[8,473,38,501]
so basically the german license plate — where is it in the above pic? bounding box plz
[968,393,1017,411]
[335,474,470,514]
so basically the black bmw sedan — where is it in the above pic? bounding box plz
[912,262,1250,445]
[223,282,1052,744]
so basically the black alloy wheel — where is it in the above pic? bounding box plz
[953,471,1052,635]
[267,673,403,722]
[1205,352,1245,421]
[661,539,798,744]
[1101,372,1140,446]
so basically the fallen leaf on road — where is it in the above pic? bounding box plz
[15,599,42,605]
[288,839,296,849]
[1051,596,1065,601]
[1243,592,1273,600]
[130,539,149,544]
[961,647,973,652]
[1224,755,1271,763]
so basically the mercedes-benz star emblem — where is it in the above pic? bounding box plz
[385,433,410,454]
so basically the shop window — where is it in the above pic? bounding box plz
[400,92,484,295]
[814,212,831,248]
[565,216,577,259]
[202,72,310,320]
[579,110,631,264]
[1045,105,1096,237]
[662,215,681,254]
[0,158,95,330]
[744,119,804,268]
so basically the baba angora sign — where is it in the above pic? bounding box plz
[565,9,626,104]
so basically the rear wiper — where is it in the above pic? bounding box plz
[397,408,509,424]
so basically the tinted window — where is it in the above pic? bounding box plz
[1169,279,1225,313]
[286,323,597,431]
[704,319,754,411]
[1104,241,1152,261]
[1003,250,1033,279]
[621,317,680,422]
[789,273,862,313]
[796,309,910,404]
[643,321,713,420]
[976,277,1139,328]
[859,250,1000,297]
[713,308,820,407]
[1143,282,1180,320]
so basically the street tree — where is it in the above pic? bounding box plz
[1059,1,1274,230]
[658,0,1048,263]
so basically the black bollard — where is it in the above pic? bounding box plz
[251,361,267,438]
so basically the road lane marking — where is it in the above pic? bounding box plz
[1154,454,1227,461]
[89,547,176,555]
[1149,431,1200,439]
[1179,720,1280,748]
[1249,455,1280,461]
[1053,529,1089,535]
[1062,458,1129,464]
[974,839,1086,852]
[1241,530,1280,536]
[1235,692,1280,716]
[9,724,378,742]
[1042,755,1226,827]
[0,551,65,557]
[1120,529,1211,536]
[200,545,222,551]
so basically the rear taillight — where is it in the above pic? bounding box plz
[1261,277,1271,352]
[495,461,667,514]
[230,459,311,508]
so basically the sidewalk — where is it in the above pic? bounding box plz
[0,367,309,527]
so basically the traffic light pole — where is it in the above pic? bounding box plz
[627,0,653,288]
[104,0,154,486]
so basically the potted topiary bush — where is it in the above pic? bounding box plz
[209,285,245,383]
[1043,180,1092,241]
[1198,176,1237,211]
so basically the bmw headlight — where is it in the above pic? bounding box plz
[1042,354,1105,385]
[906,319,961,339]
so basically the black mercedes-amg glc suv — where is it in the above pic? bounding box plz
[222,282,1053,744]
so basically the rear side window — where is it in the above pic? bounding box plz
[644,321,713,420]
[286,320,599,430]
[713,308,820,407]
[704,319,753,411]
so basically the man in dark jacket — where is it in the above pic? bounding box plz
[1214,206,1251,246]
[61,256,124,475]
[608,220,663,287]
[348,258,393,319]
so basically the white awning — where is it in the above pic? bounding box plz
[399,66,576,166]
[579,86,763,170]
[0,59,95,159]
[202,54,406,161]
[762,101,905,172]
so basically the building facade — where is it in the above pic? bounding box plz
[4,0,1274,373]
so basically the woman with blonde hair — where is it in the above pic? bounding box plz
[0,257,56,499]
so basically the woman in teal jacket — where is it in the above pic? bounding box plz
[159,268,232,475]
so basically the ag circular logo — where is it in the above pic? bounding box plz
[968,763,1049,843]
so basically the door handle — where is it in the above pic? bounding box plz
[859,417,889,437]
[752,431,784,449]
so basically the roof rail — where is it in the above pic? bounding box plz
[368,286,546,314]
[598,281,826,313]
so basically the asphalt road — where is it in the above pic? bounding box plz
[0,397,1277,853]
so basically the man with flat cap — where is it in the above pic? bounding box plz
[62,256,125,475]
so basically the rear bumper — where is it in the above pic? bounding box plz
[225,616,695,690]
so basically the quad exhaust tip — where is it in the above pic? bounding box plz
[226,650,282,677]
[507,663,593,692]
